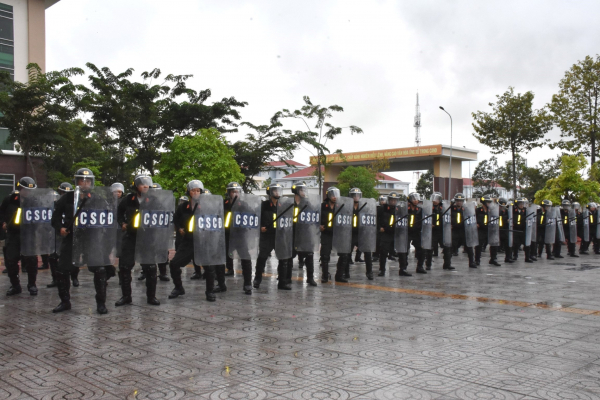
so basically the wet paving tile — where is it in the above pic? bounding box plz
[1,254,600,398]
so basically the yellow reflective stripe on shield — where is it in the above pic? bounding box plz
[591,215,594,223]
[500,217,503,227]
[457,213,461,223]
[410,215,414,227]
[389,215,394,227]
[225,212,232,228]
[188,216,194,232]
[540,215,544,224]
[14,208,21,224]
[133,213,140,228]
[328,212,333,227]
[484,215,488,225]
[293,207,298,223]
[353,215,357,228]
[273,212,277,228]
[436,214,440,226]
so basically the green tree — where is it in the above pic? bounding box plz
[336,166,379,199]
[549,55,600,166]
[82,64,247,182]
[519,157,561,201]
[230,121,304,193]
[273,96,363,198]
[154,128,245,198]
[415,169,434,199]
[472,87,552,197]
[534,154,600,204]
[471,157,502,197]
[0,63,83,182]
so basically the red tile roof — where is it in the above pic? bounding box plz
[266,160,307,168]
[281,166,323,179]
[463,178,504,188]
[377,173,400,182]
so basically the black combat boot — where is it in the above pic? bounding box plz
[168,266,185,298]
[305,257,317,286]
[214,265,227,293]
[365,253,374,280]
[145,266,160,305]
[26,261,38,295]
[204,265,216,301]
[115,267,133,306]
[52,272,71,313]
[277,262,291,290]
[190,265,202,280]
[158,263,170,281]
[321,262,330,283]
[94,268,108,314]
[335,256,348,283]
[71,267,80,287]
[242,260,253,294]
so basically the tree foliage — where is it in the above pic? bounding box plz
[230,121,304,193]
[154,128,245,198]
[472,87,552,197]
[534,154,600,204]
[336,166,379,199]
[549,55,600,166]
[273,96,363,198]
[0,63,83,182]
[81,63,247,183]
[415,169,434,199]
[471,157,502,197]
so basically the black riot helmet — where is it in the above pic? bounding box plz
[561,199,571,209]
[226,182,241,200]
[349,188,362,203]
[291,183,307,197]
[587,202,597,211]
[73,168,95,191]
[408,192,420,205]
[515,197,526,208]
[378,195,387,205]
[480,194,493,204]
[133,174,152,190]
[58,182,73,194]
[17,176,36,190]
[326,186,340,203]
[541,199,553,210]
[498,197,508,207]
[453,192,465,206]
[186,180,204,198]
[572,202,581,211]
[179,196,189,205]
[151,183,162,190]
[268,183,283,200]
[202,188,212,195]
[430,192,442,204]
[387,191,400,206]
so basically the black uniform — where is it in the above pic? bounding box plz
[589,209,599,254]
[350,202,373,278]
[407,203,426,271]
[0,191,38,294]
[553,209,568,257]
[476,205,499,264]
[499,207,512,261]
[576,210,588,254]
[169,199,215,297]
[512,206,530,261]
[378,203,400,273]
[536,208,554,258]
[51,190,115,310]
[254,198,291,288]
[289,198,317,284]
[320,199,349,281]
[224,197,253,291]
[426,202,452,269]
[451,203,476,267]
[117,193,160,302]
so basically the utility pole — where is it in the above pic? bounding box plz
[413,92,421,191]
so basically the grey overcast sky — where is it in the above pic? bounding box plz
[46,0,600,187]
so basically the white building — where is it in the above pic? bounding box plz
[462,178,513,199]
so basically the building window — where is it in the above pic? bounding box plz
[0,173,13,200]
[0,3,13,80]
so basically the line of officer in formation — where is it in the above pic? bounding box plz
[2,168,598,315]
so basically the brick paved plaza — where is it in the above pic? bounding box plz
[2,252,600,399]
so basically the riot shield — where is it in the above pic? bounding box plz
[357,198,377,253]
[72,187,118,267]
[488,202,500,247]
[421,200,433,250]
[568,209,577,242]
[531,207,538,246]
[464,201,479,248]
[508,206,513,248]
[20,188,55,256]
[442,200,452,247]
[597,209,600,238]
[555,206,566,242]
[294,194,321,253]
[193,195,226,266]
[583,209,590,242]
[134,190,175,265]
[394,202,408,253]
[332,196,353,254]
[275,196,294,259]
[544,207,556,244]
[525,205,536,246]
[228,194,261,260]
[115,198,126,258]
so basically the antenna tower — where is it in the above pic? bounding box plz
[413,92,421,189]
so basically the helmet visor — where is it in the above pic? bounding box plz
[327,188,340,201]
[270,187,282,199]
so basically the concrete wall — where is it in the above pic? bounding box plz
[27,0,45,72]
[0,153,46,188]
[2,0,28,82]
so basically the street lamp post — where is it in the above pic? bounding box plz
[439,107,452,200]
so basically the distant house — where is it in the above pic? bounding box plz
[463,178,513,199]
[255,160,307,186]
[375,173,410,195]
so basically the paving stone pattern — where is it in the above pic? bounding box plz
[2,252,600,399]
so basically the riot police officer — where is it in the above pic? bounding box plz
[537,200,555,259]
[319,187,349,283]
[254,184,293,289]
[406,193,427,273]
[451,193,476,268]
[0,177,39,296]
[289,183,318,285]
[586,203,599,254]
[151,182,171,282]
[168,180,216,301]
[223,182,254,294]
[512,197,532,262]
[115,175,161,306]
[476,194,501,266]
[51,168,115,314]
[557,200,572,258]
[426,192,453,270]
[574,202,587,255]
[349,188,375,279]
[378,192,411,276]
[46,183,74,288]
[373,195,387,263]
[498,198,514,263]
